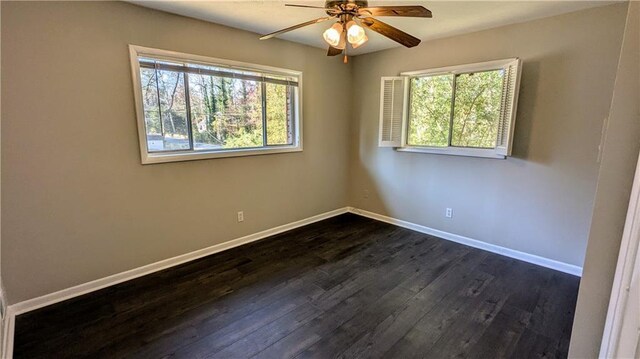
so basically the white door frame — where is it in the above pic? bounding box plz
[600,150,640,358]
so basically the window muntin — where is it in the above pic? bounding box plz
[407,68,505,150]
[130,46,301,164]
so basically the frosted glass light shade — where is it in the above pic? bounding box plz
[323,23,343,47]
[347,22,366,44]
[351,34,368,48]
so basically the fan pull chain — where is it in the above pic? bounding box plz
[343,38,349,64]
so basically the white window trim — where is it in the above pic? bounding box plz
[388,58,521,159]
[128,45,303,164]
[396,146,507,159]
[400,58,517,78]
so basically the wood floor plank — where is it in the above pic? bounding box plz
[252,269,411,359]
[294,282,415,359]
[13,214,580,359]
[527,272,580,355]
[164,284,324,358]
[511,328,564,359]
[468,303,532,359]
[347,255,494,359]
[418,284,511,358]
[115,280,325,358]
[209,303,323,359]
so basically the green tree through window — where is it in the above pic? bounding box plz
[452,71,503,148]
[408,74,453,147]
[139,62,296,153]
[407,69,505,149]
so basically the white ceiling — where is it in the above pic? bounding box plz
[130,1,618,55]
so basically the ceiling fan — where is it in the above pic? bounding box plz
[260,1,432,63]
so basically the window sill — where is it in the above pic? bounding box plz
[141,145,302,164]
[395,146,506,159]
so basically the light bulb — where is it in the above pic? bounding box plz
[323,23,343,47]
[346,21,366,45]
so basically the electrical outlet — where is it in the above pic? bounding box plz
[445,208,453,218]
[363,189,370,199]
[237,211,244,222]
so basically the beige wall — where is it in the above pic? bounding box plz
[569,2,640,357]
[1,6,633,345]
[1,1,352,304]
[348,4,627,268]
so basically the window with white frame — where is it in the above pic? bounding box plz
[129,45,302,164]
[378,58,522,159]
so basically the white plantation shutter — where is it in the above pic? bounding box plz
[495,58,522,156]
[379,77,407,147]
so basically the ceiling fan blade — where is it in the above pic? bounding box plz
[327,46,343,56]
[359,6,432,18]
[360,17,421,48]
[285,4,341,15]
[285,4,326,9]
[260,16,333,40]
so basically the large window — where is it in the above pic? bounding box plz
[379,58,522,158]
[130,46,302,164]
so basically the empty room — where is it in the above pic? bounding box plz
[1,0,639,358]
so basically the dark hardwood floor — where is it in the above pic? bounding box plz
[14,214,580,358]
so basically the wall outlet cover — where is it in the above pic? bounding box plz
[446,208,453,218]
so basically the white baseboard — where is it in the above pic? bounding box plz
[3,205,582,358]
[1,282,10,359]
[8,207,349,316]
[2,307,15,359]
[2,207,349,358]
[347,207,583,277]
[1,207,348,359]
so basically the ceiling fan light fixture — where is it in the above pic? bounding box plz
[261,2,431,62]
[322,22,343,47]
[346,20,366,45]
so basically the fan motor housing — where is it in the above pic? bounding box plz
[325,0,368,13]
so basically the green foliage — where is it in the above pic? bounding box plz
[141,66,292,151]
[224,127,263,148]
[452,71,503,148]
[408,75,453,147]
[140,65,293,152]
[188,75,263,148]
[407,69,504,149]
[266,83,290,145]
